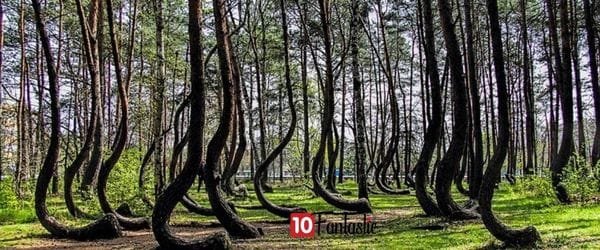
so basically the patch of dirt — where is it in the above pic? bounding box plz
[10,209,416,249]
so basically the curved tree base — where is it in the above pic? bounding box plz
[261,183,273,193]
[415,187,443,217]
[141,193,155,209]
[483,216,541,247]
[415,164,443,217]
[155,231,232,250]
[415,196,443,217]
[205,173,263,239]
[235,204,264,210]
[552,182,572,204]
[65,161,97,220]
[153,159,233,249]
[480,171,540,246]
[463,199,479,210]
[39,213,123,241]
[181,195,238,216]
[181,195,214,216]
[375,169,410,195]
[99,159,151,230]
[368,186,382,195]
[498,227,540,247]
[377,185,410,195]
[116,203,135,217]
[448,209,480,221]
[254,180,306,219]
[65,192,96,220]
[113,213,151,231]
[313,169,372,213]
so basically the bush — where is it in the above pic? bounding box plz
[563,156,600,202]
[507,175,555,199]
[107,148,150,215]
[0,180,20,210]
[0,180,36,225]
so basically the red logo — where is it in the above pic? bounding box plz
[290,213,315,238]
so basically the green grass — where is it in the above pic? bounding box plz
[1,181,599,249]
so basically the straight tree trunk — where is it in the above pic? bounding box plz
[351,0,369,200]
[521,0,536,175]
[570,0,585,159]
[301,2,310,179]
[17,0,29,198]
[548,0,573,203]
[0,0,3,182]
[152,0,166,196]
[583,0,600,166]
[464,0,484,200]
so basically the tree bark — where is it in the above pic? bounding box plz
[253,0,306,219]
[464,0,483,200]
[64,0,103,218]
[32,0,122,240]
[310,0,372,213]
[350,0,369,200]
[0,0,3,182]
[414,0,444,214]
[479,0,541,244]
[434,0,479,220]
[96,0,150,231]
[152,0,166,196]
[152,1,231,248]
[547,0,573,203]
[79,0,104,192]
[204,0,262,239]
[584,0,600,166]
[520,0,536,176]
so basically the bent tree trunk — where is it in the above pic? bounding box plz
[434,0,479,220]
[222,74,246,196]
[96,0,150,231]
[253,0,307,219]
[32,0,121,240]
[311,0,372,214]
[64,83,98,219]
[414,0,443,216]
[373,0,406,196]
[65,0,104,219]
[167,127,220,216]
[78,0,103,193]
[549,0,573,204]
[204,0,262,239]
[152,1,231,248]
[479,0,541,244]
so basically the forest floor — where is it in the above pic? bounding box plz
[1,181,600,249]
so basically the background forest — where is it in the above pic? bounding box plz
[0,0,599,248]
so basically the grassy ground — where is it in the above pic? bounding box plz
[1,180,599,249]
